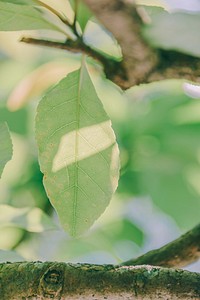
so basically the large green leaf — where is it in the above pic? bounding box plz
[0,122,12,178]
[0,2,63,32]
[35,63,120,236]
[143,8,200,57]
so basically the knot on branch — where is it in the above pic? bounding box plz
[39,264,64,299]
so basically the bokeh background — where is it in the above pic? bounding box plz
[0,0,199,271]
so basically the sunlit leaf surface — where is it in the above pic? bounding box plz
[0,2,63,32]
[0,122,12,178]
[36,64,120,236]
[143,8,200,57]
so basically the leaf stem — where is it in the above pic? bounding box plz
[36,0,70,26]
[35,0,79,39]
[20,37,122,78]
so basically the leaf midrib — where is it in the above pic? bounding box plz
[72,66,84,236]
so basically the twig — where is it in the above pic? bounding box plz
[21,1,200,89]
[20,36,122,78]
[82,0,158,88]
[121,224,200,268]
[82,0,200,89]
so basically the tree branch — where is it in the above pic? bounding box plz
[20,37,123,78]
[122,224,200,268]
[0,262,199,299]
[21,1,200,90]
[146,50,200,84]
[82,0,158,89]
[82,0,200,89]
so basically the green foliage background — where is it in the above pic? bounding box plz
[0,0,199,270]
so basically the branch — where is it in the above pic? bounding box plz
[20,37,122,78]
[82,0,200,89]
[0,262,199,299]
[122,224,200,268]
[21,1,200,89]
[146,50,200,84]
[82,0,158,89]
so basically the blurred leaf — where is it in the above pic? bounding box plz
[143,8,200,57]
[7,61,70,111]
[0,227,25,249]
[36,63,120,237]
[136,0,165,6]
[119,80,200,229]
[10,160,52,212]
[69,0,92,32]
[0,205,57,232]
[84,21,122,60]
[55,218,143,262]
[0,122,12,178]
[100,218,144,247]
[0,106,28,135]
[0,0,37,5]
[0,249,24,262]
[0,2,64,32]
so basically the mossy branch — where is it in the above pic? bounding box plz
[0,262,199,299]
[122,224,200,268]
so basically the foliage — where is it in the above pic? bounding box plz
[0,122,12,177]
[0,0,199,269]
[35,63,119,236]
[0,2,63,32]
[143,7,200,57]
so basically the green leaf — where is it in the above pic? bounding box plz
[0,0,37,5]
[0,106,28,136]
[0,122,12,178]
[100,218,144,247]
[35,63,120,237]
[0,2,63,32]
[143,8,200,57]
[0,205,57,232]
[69,0,93,32]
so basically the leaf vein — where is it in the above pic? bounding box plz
[78,165,106,195]
[78,132,109,167]
[47,97,76,112]
[45,121,76,144]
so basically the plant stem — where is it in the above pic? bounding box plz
[20,36,122,77]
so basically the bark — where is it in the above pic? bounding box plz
[82,0,200,89]
[122,223,200,268]
[0,262,200,300]
[20,37,119,75]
